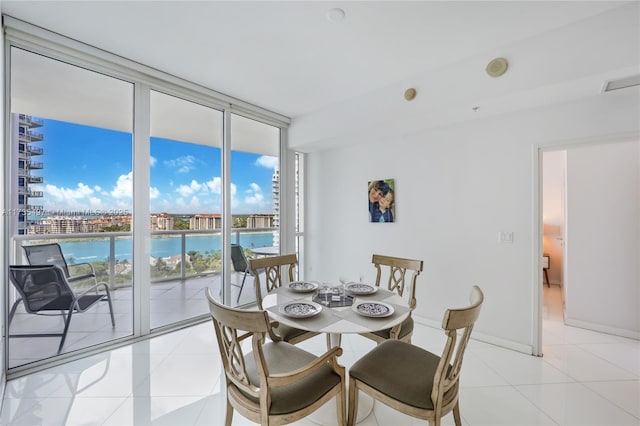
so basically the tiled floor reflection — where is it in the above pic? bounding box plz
[2,285,639,425]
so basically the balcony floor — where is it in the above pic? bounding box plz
[7,272,259,369]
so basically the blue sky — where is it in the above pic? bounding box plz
[33,118,278,215]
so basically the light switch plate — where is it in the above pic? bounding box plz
[498,231,514,243]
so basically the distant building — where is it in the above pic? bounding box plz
[246,213,275,228]
[190,214,222,230]
[272,170,280,246]
[151,213,174,230]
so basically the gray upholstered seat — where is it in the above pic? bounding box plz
[348,286,484,426]
[244,342,342,415]
[206,289,346,425]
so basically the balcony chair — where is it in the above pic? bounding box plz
[206,288,346,426]
[230,243,254,304]
[347,286,484,426]
[23,243,97,287]
[8,265,115,354]
[360,254,424,344]
[249,254,319,345]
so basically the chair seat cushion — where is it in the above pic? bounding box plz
[244,341,341,415]
[273,323,313,342]
[372,315,414,340]
[349,339,440,410]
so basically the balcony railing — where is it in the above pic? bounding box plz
[13,227,278,290]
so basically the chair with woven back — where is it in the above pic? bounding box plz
[8,264,115,354]
[347,285,484,426]
[360,254,424,343]
[206,288,347,426]
[23,243,98,288]
[248,253,319,344]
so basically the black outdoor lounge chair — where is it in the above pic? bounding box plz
[8,265,115,353]
[23,243,97,287]
[230,243,253,303]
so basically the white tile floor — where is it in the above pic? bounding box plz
[1,285,639,425]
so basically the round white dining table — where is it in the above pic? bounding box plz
[262,283,411,425]
[249,245,280,256]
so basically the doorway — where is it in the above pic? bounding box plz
[538,138,640,353]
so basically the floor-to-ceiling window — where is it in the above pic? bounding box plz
[229,113,281,306]
[4,17,290,376]
[8,47,134,369]
[149,90,223,329]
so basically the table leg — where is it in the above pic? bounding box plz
[308,333,374,425]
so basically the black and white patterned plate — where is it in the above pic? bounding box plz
[279,301,322,318]
[288,281,319,293]
[353,301,394,318]
[346,283,377,295]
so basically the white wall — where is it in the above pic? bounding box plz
[565,141,640,338]
[301,91,640,353]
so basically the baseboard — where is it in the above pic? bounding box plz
[413,314,535,356]
[565,318,640,340]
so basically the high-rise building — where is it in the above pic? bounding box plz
[13,114,45,235]
[272,170,280,246]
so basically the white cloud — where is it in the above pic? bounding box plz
[207,177,222,194]
[256,155,278,171]
[150,156,157,167]
[164,155,196,173]
[176,180,204,197]
[111,172,133,198]
[244,182,265,205]
[45,182,94,201]
[149,186,160,199]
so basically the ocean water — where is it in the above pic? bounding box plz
[58,232,276,262]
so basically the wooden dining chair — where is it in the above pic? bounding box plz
[361,254,424,343]
[206,288,347,426]
[347,286,484,426]
[249,254,319,344]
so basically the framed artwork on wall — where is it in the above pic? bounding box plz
[368,178,395,222]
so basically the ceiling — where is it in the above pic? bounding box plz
[2,1,639,151]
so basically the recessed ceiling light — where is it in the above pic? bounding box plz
[326,8,346,23]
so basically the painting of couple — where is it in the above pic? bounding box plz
[368,179,395,223]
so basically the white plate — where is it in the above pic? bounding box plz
[353,301,394,318]
[346,283,377,295]
[279,301,323,318]
[288,281,319,293]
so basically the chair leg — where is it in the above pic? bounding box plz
[452,401,462,426]
[236,271,248,303]
[224,400,234,426]
[106,291,116,327]
[8,298,23,325]
[58,309,74,353]
[347,378,358,426]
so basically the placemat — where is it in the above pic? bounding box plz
[266,304,340,330]
[335,302,411,330]
[312,292,355,308]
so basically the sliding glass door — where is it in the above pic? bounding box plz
[149,90,223,329]
[8,47,134,368]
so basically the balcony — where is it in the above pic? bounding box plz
[9,228,275,369]
[18,114,44,128]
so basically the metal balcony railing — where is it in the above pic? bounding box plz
[13,227,278,290]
